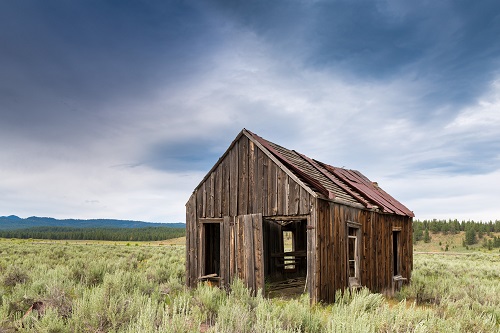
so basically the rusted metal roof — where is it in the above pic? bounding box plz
[245,129,414,217]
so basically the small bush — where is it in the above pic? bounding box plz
[2,266,29,287]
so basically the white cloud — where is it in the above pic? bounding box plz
[446,79,500,133]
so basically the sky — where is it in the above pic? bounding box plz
[1,0,500,223]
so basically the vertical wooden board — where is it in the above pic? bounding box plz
[364,211,371,289]
[244,215,254,291]
[237,216,245,280]
[386,219,391,288]
[244,215,256,293]
[269,162,278,215]
[248,141,256,213]
[252,214,264,293]
[202,182,207,218]
[222,159,230,217]
[372,214,377,291]
[196,187,203,219]
[255,148,263,214]
[383,218,389,289]
[287,179,299,215]
[364,211,369,289]
[328,202,335,301]
[276,169,284,215]
[338,205,346,289]
[408,218,413,279]
[320,202,328,301]
[317,201,323,299]
[219,219,225,286]
[186,194,197,287]
[185,197,190,287]
[207,173,214,218]
[374,214,381,291]
[215,165,223,218]
[221,161,226,217]
[313,200,320,302]
[307,199,318,303]
[332,203,339,293]
[262,154,268,215]
[238,137,248,215]
[318,201,325,300]
[229,218,236,282]
[379,217,384,290]
[198,222,204,278]
[185,210,190,286]
[284,175,289,215]
[213,169,219,218]
[229,143,238,217]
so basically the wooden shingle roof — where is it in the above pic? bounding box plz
[245,129,414,217]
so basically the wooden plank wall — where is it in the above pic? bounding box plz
[232,214,264,294]
[188,134,314,288]
[316,201,413,303]
[185,193,198,288]
[195,135,313,219]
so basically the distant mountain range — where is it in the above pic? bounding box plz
[0,215,185,230]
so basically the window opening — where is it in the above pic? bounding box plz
[347,225,361,287]
[348,227,359,280]
[283,230,295,271]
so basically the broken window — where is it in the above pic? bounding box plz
[347,224,361,286]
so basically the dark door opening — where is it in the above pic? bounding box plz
[393,230,401,276]
[263,218,308,298]
[203,223,221,276]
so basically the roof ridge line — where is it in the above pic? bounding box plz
[247,133,333,199]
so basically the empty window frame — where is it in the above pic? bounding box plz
[282,230,295,270]
[347,223,362,286]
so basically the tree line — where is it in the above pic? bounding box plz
[413,219,500,248]
[0,226,185,241]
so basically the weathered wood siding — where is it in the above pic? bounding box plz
[185,134,314,289]
[186,132,412,303]
[316,200,413,303]
[185,193,197,288]
[193,135,313,219]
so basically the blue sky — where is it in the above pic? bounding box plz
[1,0,500,222]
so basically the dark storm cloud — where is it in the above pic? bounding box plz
[0,0,218,139]
[209,0,500,113]
[144,138,223,172]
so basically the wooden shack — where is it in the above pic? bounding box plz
[185,129,414,303]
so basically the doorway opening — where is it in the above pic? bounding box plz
[263,217,308,298]
[203,223,221,277]
[392,230,401,276]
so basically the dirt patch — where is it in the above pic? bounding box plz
[266,277,307,299]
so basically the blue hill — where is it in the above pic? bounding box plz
[0,215,185,230]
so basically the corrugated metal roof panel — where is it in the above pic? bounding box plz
[245,129,414,217]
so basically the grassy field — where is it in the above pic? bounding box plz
[1,238,499,332]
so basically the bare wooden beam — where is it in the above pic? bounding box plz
[263,214,310,221]
[198,218,223,223]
